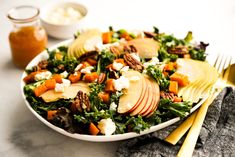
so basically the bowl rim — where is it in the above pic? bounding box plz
[40,1,88,26]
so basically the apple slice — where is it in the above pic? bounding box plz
[141,77,157,116]
[149,84,160,116]
[117,71,144,114]
[128,77,147,113]
[145,78,160,117]
[127,38,160,59]
[40,82,90,103]
[130,77,151,116]
[68,29,102,59]
[133,77,154,116]
[140,77,156,116]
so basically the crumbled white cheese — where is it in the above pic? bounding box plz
[84,36,103,52]
[100,42,120,50]
[98,118,116,135]
[151,57,160,64]
[143,69,147,74]
[120,66,129,74]
[96,41,121,52]
[40,53,49,61]
[34,71,52,81]
[80,66,94,74]
[46,7,83,25]
[75,63,84,71]
[96,40,121,52]
[109,102,117,111]
[62,79,71,87]
[73,72,79,76]
[55,83,65,92]
[54,79,71,93]
[60,71,68,78]
[129,76,140,82]
[143,57,160,68]
[114,76,130,91]
[130,53,140,62]
[95,42,104,52]
[113,61,124,71]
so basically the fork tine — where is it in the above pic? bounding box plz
[214,54,225,73]
[213,54,220,68]
[213,54,223,72]
[214,54,231,75]
[222,56,232,80]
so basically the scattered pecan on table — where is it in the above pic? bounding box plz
[123,53,143,72]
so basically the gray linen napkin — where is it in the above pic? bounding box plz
[117,87,235,157]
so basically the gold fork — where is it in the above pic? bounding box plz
[176,54,232,157]
[165,54,232,145]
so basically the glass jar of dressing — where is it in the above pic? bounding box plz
[7,6,48,68]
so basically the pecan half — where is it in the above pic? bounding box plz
[31,65,41,72]
[144,31,157,38]
[160,92,175,101]
[168,46,188,55]
[97,73,106,84]
[38,60,48,69]
[71,91,91,113]
[109,70,119,79]
[110,46,121,57]
[79,51,98,61]
[123,45,137,53]
[123,53,143,72]
[57,64,65,71]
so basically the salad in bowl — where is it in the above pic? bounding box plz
[22,27,217,140]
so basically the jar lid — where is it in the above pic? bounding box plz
[7,5,40,23]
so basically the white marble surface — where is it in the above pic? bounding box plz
[0,0,235,156]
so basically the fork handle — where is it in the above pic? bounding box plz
[165,111,198,145]
[177,94,215,157]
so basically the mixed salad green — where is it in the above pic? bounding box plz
[23,27,208,135]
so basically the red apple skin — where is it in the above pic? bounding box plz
[146,81,160,117]
[128,78,147,113]
[145,78,160,117]
[141,78,157,116]
[117,71,160,116]
[130,77,150,116]
[141,93,155,116]
[138,77,155,115]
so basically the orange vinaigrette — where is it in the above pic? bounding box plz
[8,6,47,68]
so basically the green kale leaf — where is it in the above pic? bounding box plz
[146,65,170,90]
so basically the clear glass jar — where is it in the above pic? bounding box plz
[7,6,48,68]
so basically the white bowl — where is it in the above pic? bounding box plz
[40,1,88,39]
[20,39,208,142]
